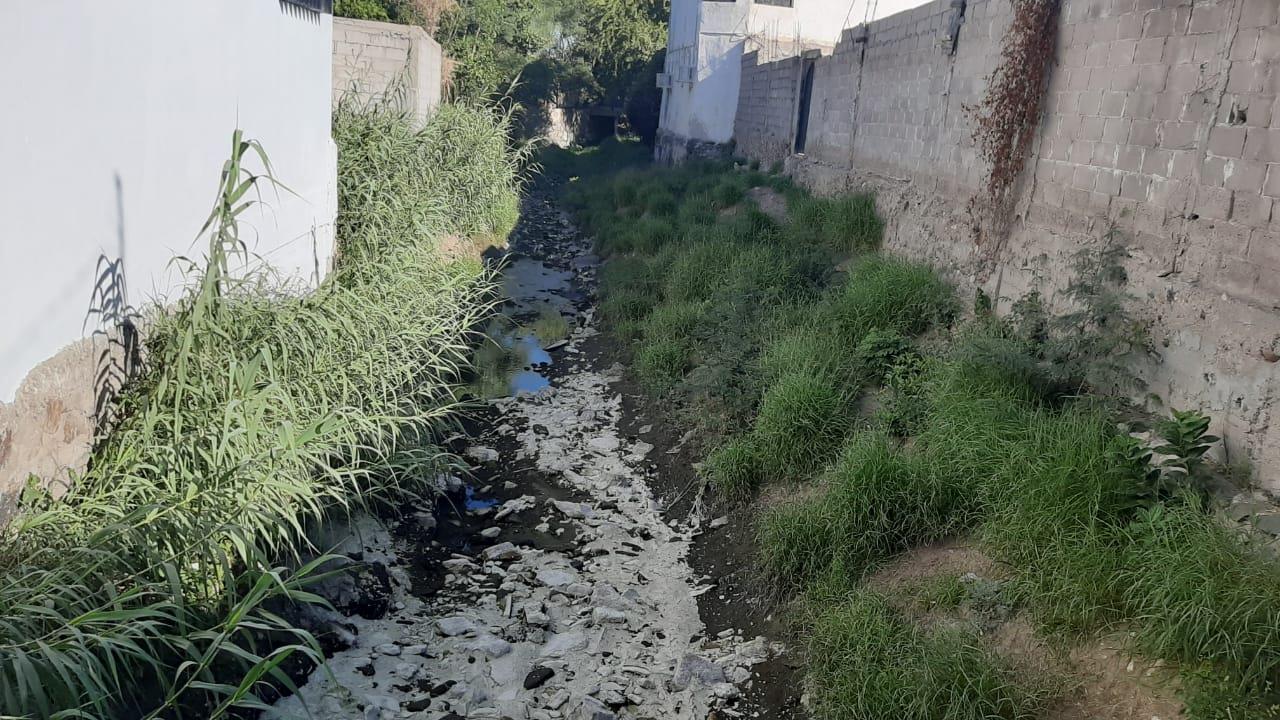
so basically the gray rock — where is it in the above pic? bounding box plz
[712,682,741,699]
[465,633,513,657]
[1228,500,1270,521]
[552,500,593,519]
[565,582,592,597]
[480,527,502,539]
[669,654,725,691]
[524,666,556,689]
[541,630,588,657]
[466,447,499,463]
[401,696,432,712]
[536,568,577,588]
[482,542,521,561]
[577,697,616,720]
[374,643,401,657]
[414,512,437,534]
[392,662,418,680]
[436,616,477,637]
[1256,513,1280,536]
[523,606,550,627]
[545,690,570,710]
[587,436,620,453]
[591,607,626,624]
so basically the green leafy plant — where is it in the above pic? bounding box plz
[1155,409,1218,480]
[1111,434,1164,512]
[854,329,914,382]
[966,229,1148,401]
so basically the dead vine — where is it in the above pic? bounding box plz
[967,0,1062,241]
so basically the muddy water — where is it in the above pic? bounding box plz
[268,187,798,720]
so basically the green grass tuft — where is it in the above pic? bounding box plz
[701,435,763,498]
[804,590,1044,720]
[758,433,959,589]
[753,370,854,482]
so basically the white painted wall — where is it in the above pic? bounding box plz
[0,0,338,402]
[659,0,855,150]
[751,0,855,48]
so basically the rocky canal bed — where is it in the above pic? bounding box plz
[268,188,800,720]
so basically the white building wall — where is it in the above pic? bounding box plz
[0,0,338,402]
[658,0,853,158]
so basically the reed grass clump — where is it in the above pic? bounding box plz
[0,102,521,719]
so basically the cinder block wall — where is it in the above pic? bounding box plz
[333,17,443,121]
[735,53,803,161]
[734,0,1280,491]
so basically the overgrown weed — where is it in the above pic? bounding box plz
[0,103,521,718]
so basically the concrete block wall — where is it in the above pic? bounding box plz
[734,53,803,161]
[333,17,443,121]
[735,0,1280,491]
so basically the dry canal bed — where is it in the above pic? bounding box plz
[268,186,803,720]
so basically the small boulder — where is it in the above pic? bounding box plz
[524,666,556,689]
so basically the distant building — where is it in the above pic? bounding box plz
[656,0,850,163]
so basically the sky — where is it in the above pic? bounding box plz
[849,0,935,23]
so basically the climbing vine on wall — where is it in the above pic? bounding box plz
[969,0,1062,218]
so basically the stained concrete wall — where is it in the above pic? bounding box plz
[333,17,444,121]
[733,0,1280,491]
[0,1,338,519]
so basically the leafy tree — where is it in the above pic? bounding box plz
[334,0,390,21]
[340,0,671,142]
[570,0,667,104]
[438,0,560,102]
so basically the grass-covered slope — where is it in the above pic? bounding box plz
[564,149,1280,719]
[0,104,523,719]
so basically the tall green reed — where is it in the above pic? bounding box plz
[0,102,520,719]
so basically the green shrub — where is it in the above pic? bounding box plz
[677,192,719,227]
[334,0,390,21]
[821,257,955,347]
[713,174,749,207]
[854,328,915,382]
[601,289,657,339]
[1120,504,1280,689]
[642,300,707,344]
[333,102,524,264]
[758,324,861,386]
[644,188,679,217]
[664,240,736,303]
